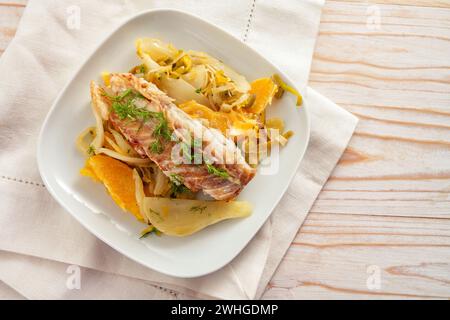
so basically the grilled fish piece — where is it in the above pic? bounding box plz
[96,73,255,200]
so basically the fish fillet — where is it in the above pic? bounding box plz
[94,73,255,200]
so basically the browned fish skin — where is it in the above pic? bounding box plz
[106,73,255,200]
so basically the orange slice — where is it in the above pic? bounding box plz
[180,100,258,134]
[247,77,277,114]
[179,100,229,133]
[81,155,144,222]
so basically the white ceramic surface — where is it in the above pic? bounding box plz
[37,9,310,278]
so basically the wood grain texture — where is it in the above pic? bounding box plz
[0,1,25,53]
[264,213,450,299]
[265,0,450,299]
[0,0,449,299]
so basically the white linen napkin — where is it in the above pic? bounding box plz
[0,0,357,299]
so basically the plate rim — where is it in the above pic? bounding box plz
[37,8,311,278]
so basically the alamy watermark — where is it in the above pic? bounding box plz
[366,265,381,290]
[168,127,282,175]
[366,4,381,31]
[66,264,81,290]
[66,5,81,30]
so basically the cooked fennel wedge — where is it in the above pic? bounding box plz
[142,197,252,237]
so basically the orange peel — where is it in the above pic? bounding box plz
[246,77,277,114]
[81,155,144,222]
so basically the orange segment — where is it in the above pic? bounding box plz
[80,155,144,222]
[179,100,229,133]
[247,77,277,114]
[80,164,99,182]
[101,72,111,87]
[179,100,258,134]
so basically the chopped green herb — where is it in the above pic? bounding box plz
[206,163,230,179]
[87,145,95,156]
[180,139,202,163]
[139,225,161,239]
[180,142,193,162]
[106,88,173,142]
[192,139,203,163]
[153,117,172,140]
[148,208,164,222]
[195,88,202,94]
[102,88,132,102]
[190,205,207,214]
[117,89,133,100]
[169,175,190,197]
[112,100,154,122]
[104,89,151,121]
[193,138,202,148]
[139,65,146,74]
[169,173,183,186]
[149,140,164,154]
[272,74,303,106]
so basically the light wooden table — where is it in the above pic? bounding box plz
[1,0,449,299]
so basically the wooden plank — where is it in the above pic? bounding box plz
[327,0,450,9]
[0,2,25,53]
[264,0,450,299]
[309,1,450,219]
[263,213,450,299]
[263,0,450,299]
[311,190,450,218]
[0,1,27,7]
[314,2,450,112]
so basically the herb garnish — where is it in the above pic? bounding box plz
[195,88,202,94]
[147,208,164,222]
[112,101,153,121]
[169,174,190,197]
[105,89,173,144]
[181,138,202,163]
[181,142,193,162]
[206,164,230,178]
[190,205,207,214]
[192,139,202,163]
[105,89,152,122]
[87,145,95,156]
[193,138,202,148]
[170,183,190,197]
[149,140,164,154]
[103,88,132,102]
[153,117,171,140]
[169,173,184,186]
[149,114,171,154]
[139,225,161,239]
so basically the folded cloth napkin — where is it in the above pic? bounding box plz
[0,0,357,299]
[0,280,24,300]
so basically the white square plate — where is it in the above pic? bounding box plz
[37,9,310,278]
